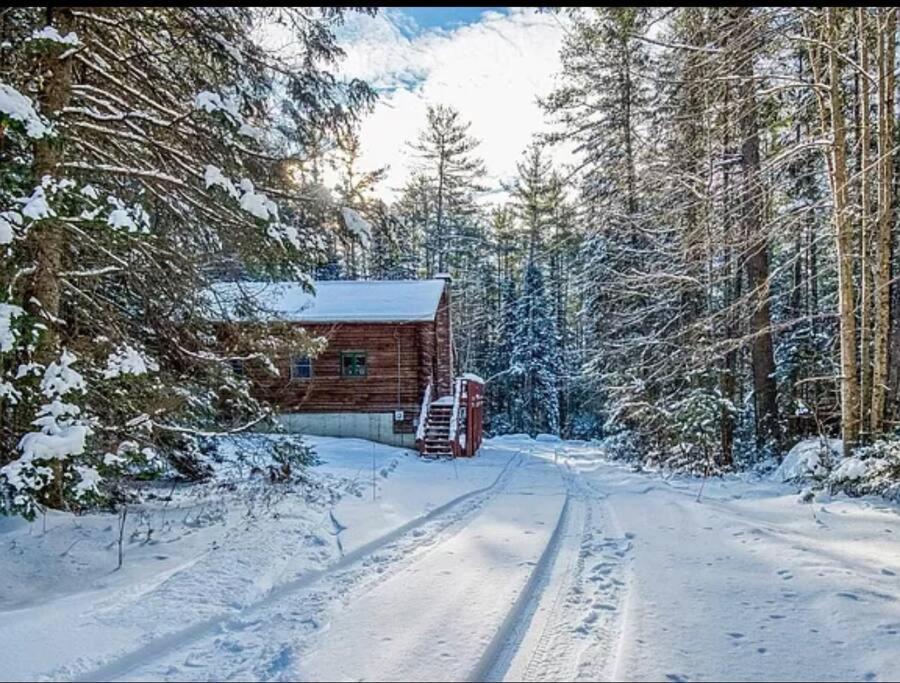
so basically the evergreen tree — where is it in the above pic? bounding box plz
[511,262,561,435]
[0,7,373,517]
[406,104,486,276]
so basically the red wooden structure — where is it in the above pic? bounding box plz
[416,374,484,458]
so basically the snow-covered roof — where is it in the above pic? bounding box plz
[205,279,447,323]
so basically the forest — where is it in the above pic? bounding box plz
[2,6,900,518]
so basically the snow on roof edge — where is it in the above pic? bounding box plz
[205,279,447,324]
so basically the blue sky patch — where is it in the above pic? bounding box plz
[391,7,509,36]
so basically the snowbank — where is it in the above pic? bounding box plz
[772,438,843,482]
[489,433,534,442]
[535,433,562,443]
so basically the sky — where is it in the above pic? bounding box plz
[332,7,570,203]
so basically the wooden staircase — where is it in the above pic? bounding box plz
[422,399,453,457]
[415,377,483,458]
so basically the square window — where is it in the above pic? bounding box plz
[291,355,312,379]
[340,351,367,377]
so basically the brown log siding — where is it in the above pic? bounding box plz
[434,289,454,397]
[218,280,453,436]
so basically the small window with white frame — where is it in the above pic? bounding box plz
[291,355,313,379]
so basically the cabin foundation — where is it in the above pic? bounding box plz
[275,411,417,448]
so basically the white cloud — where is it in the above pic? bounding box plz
[334,8,572,203]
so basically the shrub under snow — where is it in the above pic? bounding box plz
[825,439,900,502]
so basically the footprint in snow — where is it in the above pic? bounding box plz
[727,632,745,639]
[881,568,896,576]
[266,645,294,676]
[837,592,862,601]
[666,674,690,682]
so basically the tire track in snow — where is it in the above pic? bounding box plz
[498,467,634,682]
[70,452,522,683]
[467,464,574,683]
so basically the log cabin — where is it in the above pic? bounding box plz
[205,277,483,457]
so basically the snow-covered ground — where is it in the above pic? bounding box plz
[2,435,899,682]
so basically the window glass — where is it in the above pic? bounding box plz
[291,355,312,379]
[341,351,367,377]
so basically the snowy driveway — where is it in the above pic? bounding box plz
[2,437,900,682]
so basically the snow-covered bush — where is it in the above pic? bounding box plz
[772,438,843,485]
[568,412,604,440]
[486,413,515,438]
[598,429,643,463]
[668,388,735,469]
[201,433,318,484]
[622,387,735,475]
[825,439,900,502]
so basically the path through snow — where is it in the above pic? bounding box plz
[2,436,899,682]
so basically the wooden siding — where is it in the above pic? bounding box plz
[434,288,454,397]
[219,279,454,436]
[242,322,421,433]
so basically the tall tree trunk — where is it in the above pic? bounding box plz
[736,7,780,448]
[719,67,736,466]
[858,7,874,442]
[622,35,637,217]
[809,8,861,455]
[434,152,446,276]
[871,7,896,435]
[23,8,76,360]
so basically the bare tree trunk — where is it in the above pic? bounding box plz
[858,7,874,442]
[22,8,75,360]
[809,8,861,455]
[719,73,736,466]
[736,7,780,448]
[871,7,896,435]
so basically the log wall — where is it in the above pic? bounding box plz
[224,280,454,437]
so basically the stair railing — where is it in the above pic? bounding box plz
[448,377,463,455]
[415,381,433,447]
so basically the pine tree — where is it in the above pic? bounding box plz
[511,262,561,435]
[0,7,373,516]
[331,125,386,277]
[406,104,486,276]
